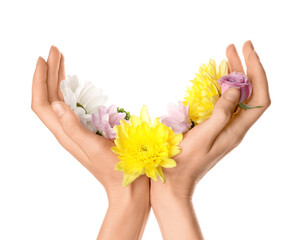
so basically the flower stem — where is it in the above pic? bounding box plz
[238,103,263,110]
[76,102,87,114]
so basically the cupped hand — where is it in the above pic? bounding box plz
[31,46,149,202]
[151,40,271,204]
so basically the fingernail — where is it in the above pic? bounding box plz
[249,40,254,49]
[37,56,42,65]
[52,102,66,117]
[225,88,240,103]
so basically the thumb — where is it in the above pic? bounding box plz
[51,101,103,158]
[207,88,241,139]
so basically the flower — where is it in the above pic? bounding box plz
[183,59,228,125]
[112,105,183,187]
[217,72,252,103]
[60,75,108,131]
[160,101,192,134]
[198,59,228,94]
[92,105,127,140]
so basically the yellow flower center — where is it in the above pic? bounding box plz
[139,144,148,152]
[112,105,183,186]
[137,144,162,167]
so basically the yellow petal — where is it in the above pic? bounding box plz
[130,115,141,127]
[169,132,183,145]
[140,105,151,126]
[161,158,177,168]
[115,161,124,171]
[169,145,181,157]
[219,59,228,77]
[122,174,140,187]
[111,146,120,155]
[120,119,130,134]
[157,167,166,183]
[146,168,158,181]
[152,117,160,128]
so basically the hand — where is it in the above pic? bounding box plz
[150,41,271,240]
[31,46,150,240]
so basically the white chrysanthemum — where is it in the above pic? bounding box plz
[60,75,108,132]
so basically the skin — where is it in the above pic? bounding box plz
[31,47,150,240]
[150,40,271,239]
[31,40,270,239]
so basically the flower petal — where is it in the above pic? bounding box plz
[122,174,140,187]
[140,105,151,126]
[160,158,177,168]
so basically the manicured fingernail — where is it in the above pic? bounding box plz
[225,88,240,103]
[52,102,66,117]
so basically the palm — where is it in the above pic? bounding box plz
[151,41,270,196]
[31,46,149,193]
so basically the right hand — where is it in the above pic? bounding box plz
[150,41,271,239]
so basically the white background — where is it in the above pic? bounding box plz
[0,0,302,239]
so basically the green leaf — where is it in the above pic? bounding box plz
[238,103,263,110]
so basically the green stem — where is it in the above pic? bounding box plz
[238,103,263,110]
[76,102,87,114]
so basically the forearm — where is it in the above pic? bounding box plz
[151,185,203,240]
[97,188,150,240]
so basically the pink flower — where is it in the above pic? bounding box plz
[217,72,252,103]
[160,101,192,134]
[92,105,126,140]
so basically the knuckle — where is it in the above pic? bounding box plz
[233,135,243,147]
[60,112,81,138]
[62,120,77,136]
[265,97,271,108]
[31,102,41,114]
[213,107,231,123]
[31,102,36,112]
[228,126,246,146]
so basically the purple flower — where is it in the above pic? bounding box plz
[160,101,191,134]
[217,72,252,103]
[92,105,126,140]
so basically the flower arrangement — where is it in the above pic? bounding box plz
[60,59,261,186]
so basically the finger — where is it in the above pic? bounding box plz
[246,51,270,104]
[242,40,254,66]
[31,59,89,166]
[47,46,61,103]
[201,88,240,150]
[187,88,240,152]
[58,54,65,101]
[31,57,48,108]
[230,47,271,129]
[210,46,271,155]
[33,104,90,166]
[226,44,245,73]
[51,101,108,158]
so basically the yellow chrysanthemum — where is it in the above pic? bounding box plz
[112,105,183,187]
[183,59,228,125]
[199,59,228,93]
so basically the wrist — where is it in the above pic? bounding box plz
[98,178,151,240]
[150,177,196,207]
[150,181,203,240]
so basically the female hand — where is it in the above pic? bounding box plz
[31,46,150,240]
[150,40,271,240]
